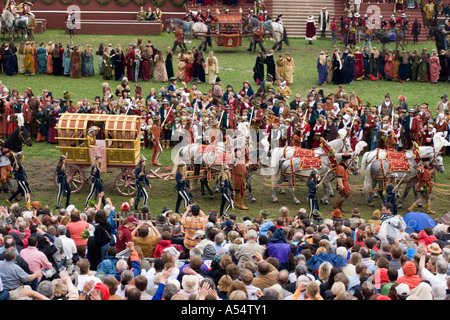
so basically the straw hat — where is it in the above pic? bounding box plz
[428,243,442,255]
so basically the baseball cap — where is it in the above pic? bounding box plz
[395,283,410,297]
[126,216,138,224]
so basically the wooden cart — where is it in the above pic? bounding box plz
[54,113,141,196]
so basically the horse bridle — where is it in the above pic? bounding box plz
[19,130,31,145]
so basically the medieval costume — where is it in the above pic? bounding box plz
[334,153,352,212]
[84,155,106,208]
[56,155,71,209]
[134,157,151,210]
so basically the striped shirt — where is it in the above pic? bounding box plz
[181,215,207,250]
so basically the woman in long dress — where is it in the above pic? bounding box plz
[176,49,186,81]
[253,50,265,85]
[417,48,429,82]
[344,49,355,84]
[52,43,64,76]
[114,46,125,81]
[195,50,206,84]
[102,49,113,80]
[184,50,194,83]
[165,47,174,80]
[96,43,104,75]
[140,45,152,81]
[370,47,380,79]
[384,49,394,81]
[23,42,35,75]
[154,49,168,82]
[332,48,344,84]
[70,46,82,79]
[62,43,72,76]
[429,49,441,84]
[205,50,218,85]
[17,42,26,74]
[3,44,16,76]
[82,44,95,77]
[275,54,285,82]
[284,52,295,85]
[36,42,47,74]
[317,51,328,86]
[353,47,365,80]
[46,41,54,75]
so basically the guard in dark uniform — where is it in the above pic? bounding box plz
[219,165,234,218]
[307,168,321,220]
[134,156,151,210]
[85,154,105,208]
[56,155,71,209]
[7,151,31,209]
[175,161,192,213]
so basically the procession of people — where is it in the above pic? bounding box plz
[0,0,448,304]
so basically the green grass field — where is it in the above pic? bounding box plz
[2,29,450,222]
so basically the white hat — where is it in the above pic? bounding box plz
[66,204,76,214]
[343,114,351,122]
[396,283,410,297]
[181,275,199,293]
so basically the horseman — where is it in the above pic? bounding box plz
[408,155,435,214]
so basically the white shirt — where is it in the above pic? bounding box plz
[59,235,77,260]
[76,274,102,292]
[421,268,448,289]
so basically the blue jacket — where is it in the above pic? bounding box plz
[95,255,118,277]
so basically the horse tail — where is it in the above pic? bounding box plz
[283,26,289,46]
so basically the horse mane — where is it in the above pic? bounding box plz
[16,113,24,127]
[170,18,184,25]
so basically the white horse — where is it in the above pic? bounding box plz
[2,10,15,41]
[270,141,367,204]
[270,128,351,172]
[361,133,449,207]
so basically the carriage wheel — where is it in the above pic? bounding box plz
[53,164,85,194]
[115,170,137,196]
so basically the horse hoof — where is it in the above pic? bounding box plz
[280,190,286,194]
[369,202,374,207]
[398,203,402,209]
[273,198,278,203]
[373,194,378,198]
[251,198,256,202]
[295,200,300,205]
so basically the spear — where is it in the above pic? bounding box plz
[160,103,174,128]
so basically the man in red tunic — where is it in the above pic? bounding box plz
[151,115,162,166]
[408,155,435,214]
[334,153,352,212]
[232,148,248,210]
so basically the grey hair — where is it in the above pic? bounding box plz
[294,263,308,277]
[246,230,258,240]
[436,259,448,275]
[57,225,67,235]
[38,280,54,299]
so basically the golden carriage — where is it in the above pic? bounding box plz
[55,113,141,196]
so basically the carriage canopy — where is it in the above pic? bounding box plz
[56,113,141,166]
